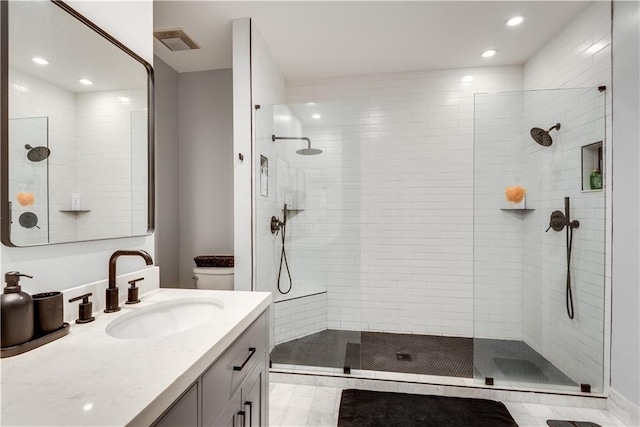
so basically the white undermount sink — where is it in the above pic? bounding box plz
[105,298,224,339]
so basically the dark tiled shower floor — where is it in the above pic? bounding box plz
[271,330,577,386]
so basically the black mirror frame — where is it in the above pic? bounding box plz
[0,0,155,247]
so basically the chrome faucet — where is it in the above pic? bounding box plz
[104,250,153,313]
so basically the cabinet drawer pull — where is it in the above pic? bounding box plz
[233,347,256,371]
[237,410,246,427]
[244,401,253,426]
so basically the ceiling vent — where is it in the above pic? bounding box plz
[153,28,200,51]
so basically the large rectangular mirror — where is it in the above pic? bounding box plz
[1,0,154,247]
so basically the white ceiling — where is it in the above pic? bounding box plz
[10,1,147,93]
[153,1,591,80]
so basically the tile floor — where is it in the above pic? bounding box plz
[269,382,628,427]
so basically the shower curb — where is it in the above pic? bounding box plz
[270,370,608,409]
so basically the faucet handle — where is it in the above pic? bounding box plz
[126,278,143,305]
[69,293,95,324]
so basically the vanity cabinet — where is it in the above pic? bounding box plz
[154,311,268,427]
[210,363,264,427]
[154,384,199,427]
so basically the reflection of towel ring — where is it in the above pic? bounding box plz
[19,212,40,229]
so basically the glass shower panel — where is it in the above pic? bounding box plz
[255,102,362,373]
[473,88,606,392]
[8,117,49,245]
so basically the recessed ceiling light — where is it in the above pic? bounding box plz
[481,49,497,58]
[505,16,524,27]
[312,114,321,119]
[32,57,49,65]
[78,78,93,86]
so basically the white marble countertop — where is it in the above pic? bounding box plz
[1,288,272,426]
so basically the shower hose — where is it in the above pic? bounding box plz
[277,208,292,295]
[566,226,575,319]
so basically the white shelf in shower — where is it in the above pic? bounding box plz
[500,208,535,212]
[59,209,91,214]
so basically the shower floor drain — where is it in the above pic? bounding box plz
[396,353,412,361]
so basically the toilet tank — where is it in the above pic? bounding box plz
[193,267,234,290]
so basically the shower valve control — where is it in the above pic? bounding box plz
[546,210,566,232]
[546,210,580,232]
[270,216,281,235]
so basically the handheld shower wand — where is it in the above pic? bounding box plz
[546,197,579,319]
[271,203,293,294]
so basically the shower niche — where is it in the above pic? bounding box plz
[581,141,603,191]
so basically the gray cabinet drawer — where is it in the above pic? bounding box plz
[209,386,242,427]
[202,313,267,427]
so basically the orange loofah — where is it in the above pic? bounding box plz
[505,186,526,203]
[16,192,35,206]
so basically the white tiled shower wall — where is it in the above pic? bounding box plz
[274,292,327,345]
[287,66,523,336]
[521,1,611,391]
[76,89,147,240]
[473,91,525,340]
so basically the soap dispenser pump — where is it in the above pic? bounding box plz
[1,272,35,348]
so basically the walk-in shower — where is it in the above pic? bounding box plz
[255,88,606,395]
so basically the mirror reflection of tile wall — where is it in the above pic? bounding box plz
[8,67,147,244]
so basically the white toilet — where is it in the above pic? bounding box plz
[193,267,234,290]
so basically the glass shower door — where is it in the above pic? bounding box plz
[473,87,606,392]
[255,102,362,374]
[8,117,50,245]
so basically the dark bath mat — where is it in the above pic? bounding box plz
[338,389,519,427]
[547,421,602,427]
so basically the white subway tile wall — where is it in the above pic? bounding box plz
[274,293,328,344]
[285,66,523,336]
[474,91,525,340]
[76,89,147,241]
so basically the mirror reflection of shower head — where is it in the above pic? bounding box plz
[530,123,561,147]
[272,135,323,156]
[24,144,51,162]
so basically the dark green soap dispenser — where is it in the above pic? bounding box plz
[590,169,603,190]
[1,272,35,348]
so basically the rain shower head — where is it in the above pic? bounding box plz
[296,147,323,156]
[530,123,561,147]
[24,144,50,162]
[272,135,323,156]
